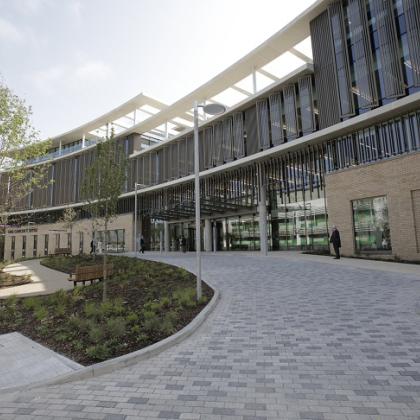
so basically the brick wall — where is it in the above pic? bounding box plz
[325,153,420,261]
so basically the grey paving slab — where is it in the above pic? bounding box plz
[1,252,420,420]
[0,332,82,390]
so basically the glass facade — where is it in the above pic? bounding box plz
[96,229,125,253]
[271,198,328,251]
[352,196,392,252]
[215,216,260,251]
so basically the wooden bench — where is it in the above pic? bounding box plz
[68,264,113,287]
[53,247,71,256]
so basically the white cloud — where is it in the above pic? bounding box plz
[12,0,51,15]
[0,17,24,43]
[75,61,113,82]
[29,60,113,96]
[68,1,83,19]
[30,66,65,93]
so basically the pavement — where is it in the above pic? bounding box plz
[0,333,82,390]
[0,252,420,419]
[0,259,72,298]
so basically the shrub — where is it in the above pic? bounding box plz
[54,332,69,342]
[131,325,141,335]
[34,305,48,321]
[84,302,100,320]
[198,295,209,305]
[85,343,110,361]
[142,310,160,332]
[174,288,196,308]
[99,300,113,317]
[126,312,139,324]
[160,296,171,309]
[5,294,18,309]
[112,297,125,315]
[88,324,104,343]
[159,311,178,335]
[53,302,66,317]
[52,289,70,305]
[23,297,40,311]
[68,315,90,334]
[106,317,126,338]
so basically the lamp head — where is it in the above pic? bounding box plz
[202,103,226,116]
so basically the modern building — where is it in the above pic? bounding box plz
[1,0,420,261]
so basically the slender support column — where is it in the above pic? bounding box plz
[193,101,202,300]
[159,230,163,253]
[212,223,217,253]
[134,184,138,254]
[58,140,62,156]
[204,219,212,252]
[164,221,170,252]
[82,134,86,148]
[252,67,257,94]
[258,167,268,256]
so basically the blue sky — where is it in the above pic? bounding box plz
[0,0,316,139]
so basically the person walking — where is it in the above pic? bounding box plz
[140,235,145,254]
[329,225,341,259]
[90,237,96,255]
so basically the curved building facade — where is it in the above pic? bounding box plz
[2,0,420,261]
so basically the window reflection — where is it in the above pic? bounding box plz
[352,196,391,252]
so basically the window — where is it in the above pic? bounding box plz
[352,196,392,252]
[67,233,71,250]
[11,236,15,260]
[95,229,125,253]
[44,234,49,256]
[55,233,60,249]
[79,232,84,254]
[22,236,26,258]
[33,235,37,257]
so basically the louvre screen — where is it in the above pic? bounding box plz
[370,0,405,98]
[269,92,284,146]
[244,105,259,156]
[310,10,341,128]
[223,117,234,162]
[283,85,299,141]
[232,112,245,159]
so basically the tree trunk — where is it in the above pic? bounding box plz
[103,218,108,301]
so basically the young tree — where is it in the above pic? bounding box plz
[81,131,127,301]
[0,81,50,229]
[60,207,78,253]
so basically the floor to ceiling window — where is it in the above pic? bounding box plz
[352,195,391,252]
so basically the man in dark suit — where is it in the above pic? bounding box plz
[329,225,341,259]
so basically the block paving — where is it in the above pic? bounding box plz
[1,252,420,419]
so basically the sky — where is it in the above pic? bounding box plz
[0,0,316,139]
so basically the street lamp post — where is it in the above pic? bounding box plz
[193,101,226,300]
[134,182,142,255]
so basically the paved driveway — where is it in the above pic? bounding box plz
[1,253,420,419]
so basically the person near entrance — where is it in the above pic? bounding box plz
[180,235,187,253]
[140,235,145,254]
[90,237,96,255]
[329,225,341,259]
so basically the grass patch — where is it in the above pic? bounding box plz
[0,255,213,365]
